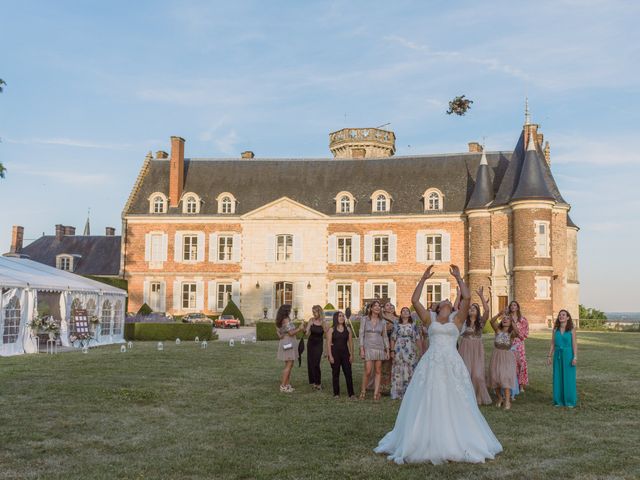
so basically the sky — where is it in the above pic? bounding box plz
[0,0,638,311]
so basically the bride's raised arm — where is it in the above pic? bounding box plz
[412,265,434,326]
[450,265,470,329]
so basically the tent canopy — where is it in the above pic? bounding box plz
[0,256,126,295]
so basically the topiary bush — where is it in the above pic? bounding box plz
[324,303,335,310]
[124,322,217,341]
[221,299,245,326]
[137,303,153,315]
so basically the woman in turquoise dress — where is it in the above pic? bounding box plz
[546,309,578,407]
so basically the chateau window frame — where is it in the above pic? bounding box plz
[217,283,233,311]
[535,276,552,300]
[337,236,353,263]
[149,192,168,214]
[370,190,392,213]
[425,234,442,261]
[183,235,199,262]
[218,235,234,262]
[56,254,74,272]
[216,192,237,215]
[182,192,201,215]
[276,234,293,263]
[336,283,352,311]
[423,188,444,212]
[335,191,355,214]
[182,283,198,310]
[373,235,389,263]
[372,283,389,301]
[534,221,551,258]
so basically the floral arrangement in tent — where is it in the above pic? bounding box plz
[28,315,44,332]
[41,316,60,335]
[69,331,93,347]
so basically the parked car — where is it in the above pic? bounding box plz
[215,315,241,329]
[182,313,213,324]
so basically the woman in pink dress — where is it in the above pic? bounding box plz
[507,301,529,392]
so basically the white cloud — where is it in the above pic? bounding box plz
[5,137,135,150]
[7,164,112,185]
[552,134,640,165]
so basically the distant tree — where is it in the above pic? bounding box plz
[579,304,607,320]
[0,78,5,178]
[446,95,473,116]
[221,299,245,326]
[137,303,153,315]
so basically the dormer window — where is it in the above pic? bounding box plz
[182,193,201,214]
[56,254,73,272]
[371,190,391,213]
[335,191,355,214]
[423,189,444,211]
[216,193,236,214]
[149,193,167,214]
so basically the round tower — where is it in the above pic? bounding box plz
[329,127,395,159]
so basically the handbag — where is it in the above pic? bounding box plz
[282,342,293,350]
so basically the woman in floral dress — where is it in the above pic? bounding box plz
[390,307,421,400]
[508,301,529,392]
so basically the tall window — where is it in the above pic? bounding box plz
[182,283,197,309]
[185,196,198,214]
[150,234,163,262]
[373,236,389,262]
[101,300,112,337]
[426,235,442,261]
[183,235,198,261]
[2,296,21,344]
[337,284,352,310]
[428,192,441,210]
[86,299,97,318]
[376,194,388,212]
[217,283,232,310]
[340,196,351,213]
[218,236,233,261]
[536,277,551,299]
[150,282,162,311]
[373,283,389,300]
[337,236,352,263]
[275,282,293,309]
[70,298,82,332]
[153,196,165,213]
[276,235,293,262]
[113,301,123,336]
[535,221,550,258]
[221,196,232,214]
[426,284,442,305]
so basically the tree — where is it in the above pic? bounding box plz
[579,304,607,320]
[0,78,5,178]
[446,95,473,116]
[221,299,245,326]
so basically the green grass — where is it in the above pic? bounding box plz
[0,332,638,479]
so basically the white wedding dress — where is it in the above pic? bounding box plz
[374,315,503,464]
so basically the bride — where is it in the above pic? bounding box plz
[374,265,503,464]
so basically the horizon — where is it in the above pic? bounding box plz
[1,0,639,312]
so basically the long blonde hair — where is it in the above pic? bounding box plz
[311,305,324,321]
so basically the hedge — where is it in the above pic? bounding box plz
[124,322,217,341]
[257,320,362,341]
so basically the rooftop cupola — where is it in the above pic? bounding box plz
[329,127,396,159]
[467,147,494,209]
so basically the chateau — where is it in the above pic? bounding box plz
[121,114,579,324]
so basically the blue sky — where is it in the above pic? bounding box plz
[0,0,638,311]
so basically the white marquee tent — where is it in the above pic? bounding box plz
[0,256,127,356]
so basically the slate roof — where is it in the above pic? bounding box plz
[124,128,569,216]
[467,151,495,210]
[17,235,121,276]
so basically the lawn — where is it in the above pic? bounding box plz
[0,332,638,480]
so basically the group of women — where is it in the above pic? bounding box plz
[275,271,578,411]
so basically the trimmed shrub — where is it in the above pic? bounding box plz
[221,299,245,326]
[124,322,217,341]
[137,303,153,315]
[256,320,361,341]
[324,303,335,310]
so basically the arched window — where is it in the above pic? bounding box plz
[370,190,391,213]
[113,301,123,336]
[2,296,21,345]
[376,194,387,212]
[221,197,232,214]
[101,300,112,338]
[182,193,201,214]
[217,193,236,214]
[149,193,167,214]
[423,189,444,211]
[335,191,355,214]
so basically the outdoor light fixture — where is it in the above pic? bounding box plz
[241,337,246,345]
[127,341,133,349]
[229,338,235,347]
[256,281,260,289]
[120,345,127,353]
[252,336,257,343]
[194,336,200,343]
[201,340,208,349]
[307,281,311,289]
[82,346,88,354]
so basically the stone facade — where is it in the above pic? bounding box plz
[122,121,579,324]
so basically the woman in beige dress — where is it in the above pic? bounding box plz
[458,287,492,405]
[488,311,520,409]
[359,300,390,401]
[275,304,304,393]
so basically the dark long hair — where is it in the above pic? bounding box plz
[498,316,514,335]
[332,310,346,329]
[554,309,574,332]
[366,300,381,318]
[275,304,292,328]
[465,303,483,334]
[399,307,413,324]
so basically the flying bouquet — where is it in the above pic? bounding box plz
[446,95,473,116]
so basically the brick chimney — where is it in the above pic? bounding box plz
[169,136,185,207]
[10,226,24,254]
[105,227,116,236]
[544,141,551,166]
[64,226,76,236]
[468,142,483,153]
[156,150,169,159]
[523,123,539,150]
[241,151,255,159]
[55,224,64,241]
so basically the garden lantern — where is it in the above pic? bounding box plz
[157,342,164,351]
[127,341,133,349]
[201,340,208,349]
[176,338,181,345]
[229,338,235,347]
[120,345,127,353]
[241,337,246,345]
[194,336,200,343]
[82,346,88,354]
[252,336,257,343]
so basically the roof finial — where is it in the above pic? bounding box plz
[83,208,91,236]
[480,137,488,165]
[524,97,531,125]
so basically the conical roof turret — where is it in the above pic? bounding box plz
[467,148,494,209]
[511,131,555,202]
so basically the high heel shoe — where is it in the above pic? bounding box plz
[359,390,366,400]
[496,398,503,408]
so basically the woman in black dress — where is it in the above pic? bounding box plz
[327,310,355,398]
[305,305,326,390]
